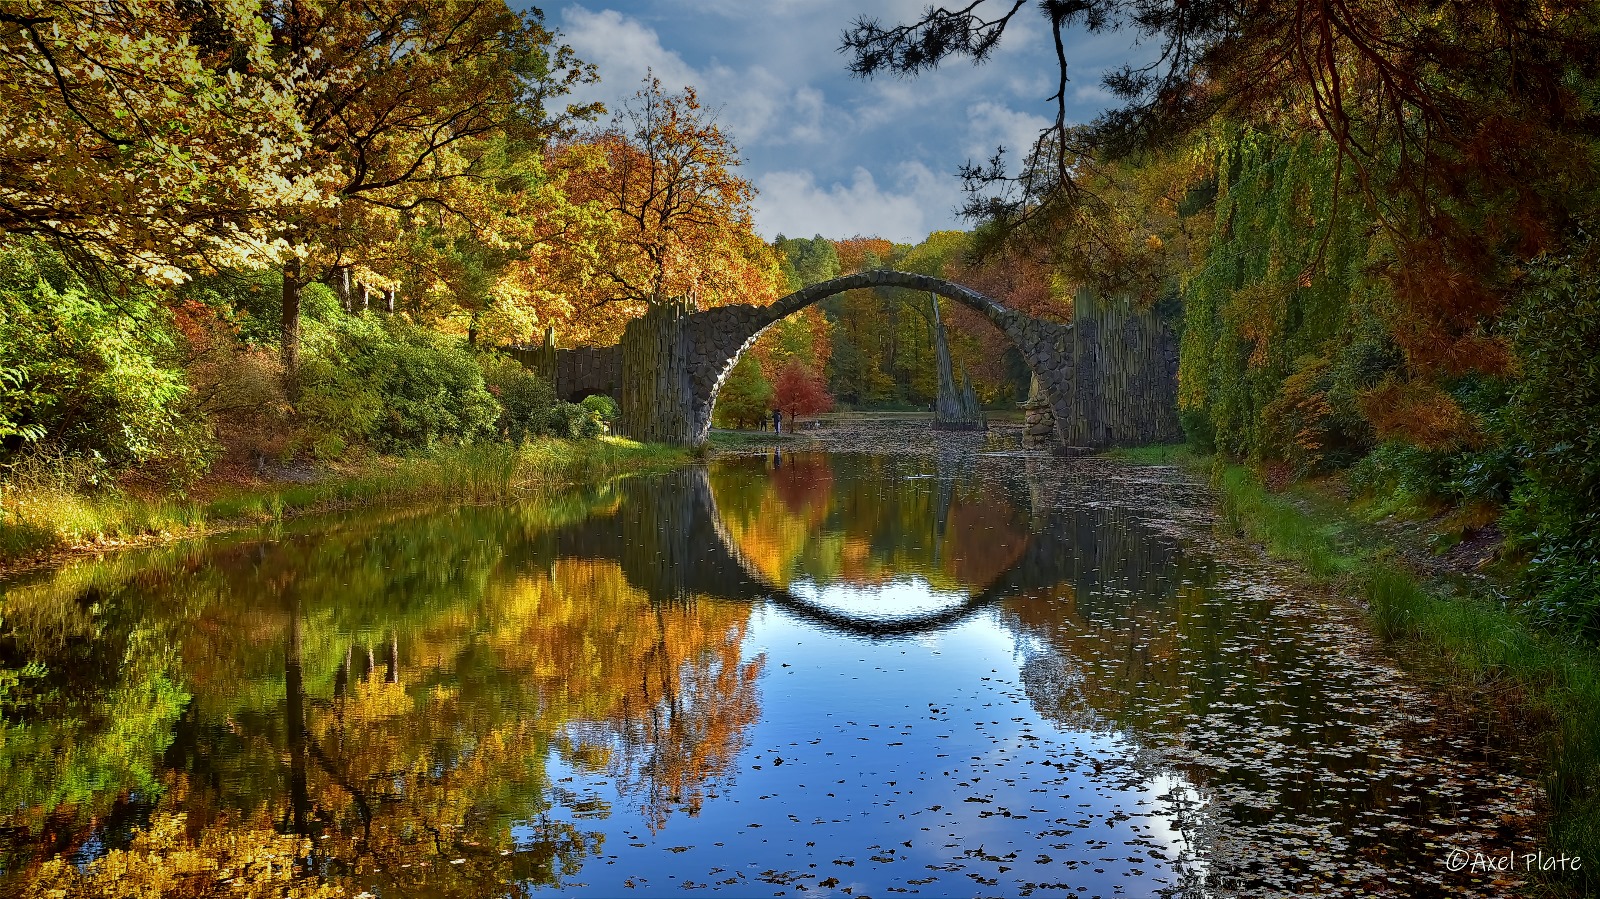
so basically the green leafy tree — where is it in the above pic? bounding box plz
[773,235,841,290]
[712,354,774,430]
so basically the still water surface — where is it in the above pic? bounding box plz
[0,436,1541,897]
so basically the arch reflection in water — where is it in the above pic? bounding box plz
[700,451,1183,638]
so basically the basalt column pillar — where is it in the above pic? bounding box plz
[621,299,696,445]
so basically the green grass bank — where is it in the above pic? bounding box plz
[1114,445,1599,895]
[0,437,690,572]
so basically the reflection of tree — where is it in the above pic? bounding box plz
[0,569,189,878]
[711,453,839,585]
[5,489,761,897]
[1004,580,1195,739]
[771,452,835,519]
[608,604,762,831]
[23,785,342,899]
[481,559,762,832]
[994,503,1201,738]
[709,452,1030,593]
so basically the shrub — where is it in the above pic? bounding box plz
[0,246,207,480]
[542,401,602,439]
[481,353,558,443]
[573,405,604,439]
[173,267,284,346]
[1503,230,1600,637]
[580,393,620,425]
[170,300,289,471]
[1347,441,1452,505]
[299,316,498,456]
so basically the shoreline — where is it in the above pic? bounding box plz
[0,438,691,580]
[1110,444,1598,898]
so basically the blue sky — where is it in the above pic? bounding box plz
[541,3,1137,244]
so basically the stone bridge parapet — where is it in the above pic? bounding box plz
[506,340,623,404]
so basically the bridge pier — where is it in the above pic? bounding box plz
[620,301,698,444]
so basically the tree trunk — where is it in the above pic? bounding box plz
[282,258,303,403]
[325,265,352,312]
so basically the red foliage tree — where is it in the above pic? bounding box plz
[772,360,833,428]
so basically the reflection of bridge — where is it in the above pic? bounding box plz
[514,271,1181,449]
[529,459,1182,639]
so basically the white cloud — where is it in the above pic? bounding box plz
[753,163,965,243]
[559,8,701,108]
[558,7,835,149]
[964,101,1052,161]
[1072,83,1116,105]
[786,86,828,144]
[546,2,1131,242]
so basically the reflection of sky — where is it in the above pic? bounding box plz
[542,604,1207,896]
[787,576,971,623]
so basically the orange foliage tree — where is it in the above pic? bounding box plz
[833,237,895,275]
[543,76,782,345]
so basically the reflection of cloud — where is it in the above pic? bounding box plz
[790,576,971,621]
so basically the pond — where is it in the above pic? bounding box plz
[0,429,1542,897]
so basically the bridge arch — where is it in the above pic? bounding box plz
[687,272,1057,447]
[614,270,1180,447]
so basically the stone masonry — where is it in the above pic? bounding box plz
[506,328,624,404]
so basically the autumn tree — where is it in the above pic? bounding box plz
[0,0,324,281]
[264,0,596,395]
[773,360,833,427]
[550,75,781,346]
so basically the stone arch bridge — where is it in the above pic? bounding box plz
[511,271,1180,449]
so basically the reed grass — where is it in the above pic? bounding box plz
[0,437,688,569]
